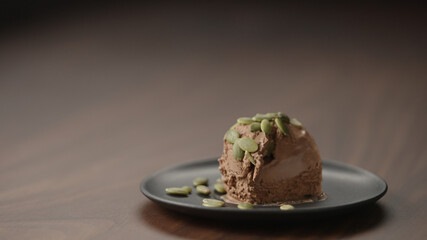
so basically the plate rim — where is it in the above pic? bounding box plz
[140,158,388,216]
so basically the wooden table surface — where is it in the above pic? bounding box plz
[1,2,426,239]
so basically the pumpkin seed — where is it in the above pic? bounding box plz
[237,117,253,124]
[275,117,289,136]
[182,186,192,194]
[233,139,244,161]
[280,204,295,210]
[214,183,226,193]
[216,178,222,183]
[265,113,278,118]
[250,122,261,132]
[193,177,208,186]
[225,129,239,143]
[196,185,211,195]
[237,137,258,152]
[203,198,225,207]
[261,119,272,135]
[237,202,254,209]
[290,118,302,127]
[252,113,276,121]
[245,151,256,165]
[165,187,189,196]
[229,122,238,130]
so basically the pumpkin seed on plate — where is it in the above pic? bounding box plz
[225,129,239,143]
[196,185,211,195]
[182,186,192,194]
[237,117,253,124]
[280,204,295,210]
[203,198,225,205]
[193,177,208,186]
[237,137,258,152]
[290,118,302,127]
[214,183,226,193]
[165,187,189,196]
[250,122,261,132]
[245,151,256,165]
[237,202,254,209]
[202,198,225,207]
[233,139,244,161]
[260,119,272,135]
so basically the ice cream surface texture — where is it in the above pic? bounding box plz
[218,113,322,204]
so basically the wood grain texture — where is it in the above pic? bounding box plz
[1,2,426,239]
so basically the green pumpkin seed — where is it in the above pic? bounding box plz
[229,122,239,130]
[265,113,279,118]
[237,202,254,209]
[196,185,211,195]
[280,204,295,210]
[182,186,192,194]
[251,114,264,122]
[276,112,289,122]
[202,198,225,207]
[245,151,256,165]
[193,177,208,186]
[261,119,272,135]
[237,117,253,124]
[233,140,244,161]
[237,137,258,152]
[250,122,261,132]
[290,118,302,127]
[165,187,189,196]
[275,117,289,136]
[225,129,239,143]
[252,113,276,121]
[214,183,226,193]
[203,203,224,207]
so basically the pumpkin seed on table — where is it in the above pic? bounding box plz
[233,139,244,161]
[290,118,302,127]
[245,151,256,165]
[193,177,208,186]
[260,119,272,135]
[202,198,225,207]
[182,186,192,194]
[214,183,226,193]
[275,117,289,136]
[225,129,239,143]
[250,122,261,132]
[165,187,189,196]
[238,202,254,209]
[280,204,295,211]
[237,137,258,152]
[237,117,253,124]
[196,185,211,195]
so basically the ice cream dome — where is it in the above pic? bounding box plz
[218,112,322,204]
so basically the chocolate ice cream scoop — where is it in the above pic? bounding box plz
[218,113,322,204]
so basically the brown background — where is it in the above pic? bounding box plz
[1,2,426,239]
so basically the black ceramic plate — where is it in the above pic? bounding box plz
[140,158,387,220]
